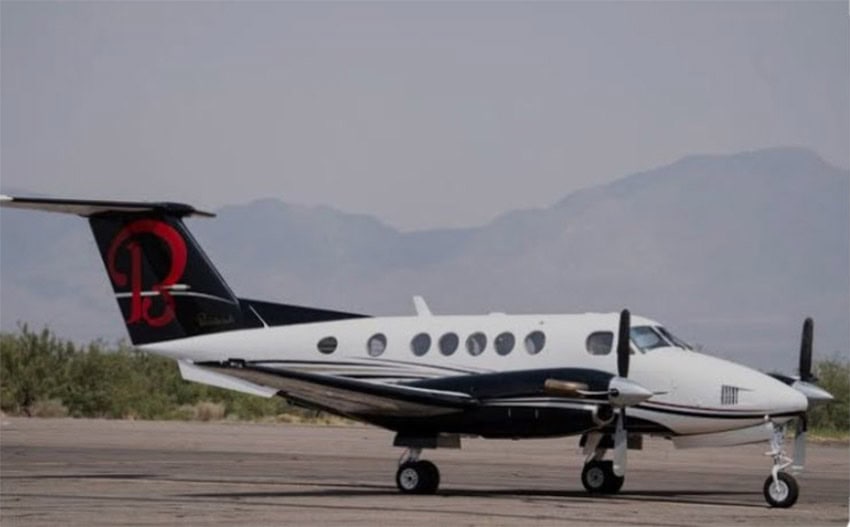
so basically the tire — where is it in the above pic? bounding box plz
[396,460,440,494]
[763,472,799,508]
[581,460,624,494]
[418,460,440,494]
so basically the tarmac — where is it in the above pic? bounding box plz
[1,417,847,526]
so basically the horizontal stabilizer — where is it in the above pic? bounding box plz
[178,360,278,398]
[0,195,214,218]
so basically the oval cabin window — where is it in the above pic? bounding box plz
[367,333,387,357]
[466,332,487,356]
[524,331,546,355]
[411,333,431,356]
[495,332,515,355]
[439,333,459,356]
[317,336,338,354]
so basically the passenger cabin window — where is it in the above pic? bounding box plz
[411,333,431,356]
[524,331,546,355]
[439,333,459,356]
[495,332,515,355]
[586,331,613,355]
[317,336,338,354]
[466,332,487,356]
[367,333,387,357]
[630,326,670,352]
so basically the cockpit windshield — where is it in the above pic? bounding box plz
[629,325,692,352]
[629,326,669,351]
[656,326,692,350]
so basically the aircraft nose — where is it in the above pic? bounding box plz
[770,381,809,415]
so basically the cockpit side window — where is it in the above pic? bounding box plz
[586,331,614,355]
[629,326,670,351]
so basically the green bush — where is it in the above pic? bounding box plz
[0,326,308,421]
[807,359,849,435]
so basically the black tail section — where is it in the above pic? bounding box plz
[1,196,368,345]
[89,212,246,344]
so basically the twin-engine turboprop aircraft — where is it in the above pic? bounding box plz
[0,195,834,508]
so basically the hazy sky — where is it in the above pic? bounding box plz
[2,1,848,230]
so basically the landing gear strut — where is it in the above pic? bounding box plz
[763,422,799,508]
[395,448,440,494]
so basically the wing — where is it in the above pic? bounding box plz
[191,360,477,418]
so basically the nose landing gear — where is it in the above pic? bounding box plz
[763,421,799,508]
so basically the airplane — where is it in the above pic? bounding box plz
[0,194,834,508]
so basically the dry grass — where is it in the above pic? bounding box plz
[194,401,227,421]
[270,412,355,426]
[29,399,69,418]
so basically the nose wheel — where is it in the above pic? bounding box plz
[763,471,799,508]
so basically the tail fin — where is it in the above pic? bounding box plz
[1,195,368,345]
[2,196,243,343]
[89,211,245,344]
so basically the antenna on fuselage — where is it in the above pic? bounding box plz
[413,296,432,317]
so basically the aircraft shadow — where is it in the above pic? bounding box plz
[4,473,156,480]
[9,474,765,508]
[185,486,764,509]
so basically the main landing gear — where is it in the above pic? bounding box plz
[580,432,625,494]
[763,422,799,508]
[581,460,624,494]
[396,448,440,494]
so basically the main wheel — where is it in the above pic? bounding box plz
[763,472,799,508]
[396,460,440,494]
[581,460,624,494]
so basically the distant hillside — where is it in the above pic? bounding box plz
[2,147,848,371]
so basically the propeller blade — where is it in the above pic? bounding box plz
[612,409,627,477]
[617,309,631,378]
[799,317,814,382]
[612,310,634,478]
[792,415,807,473]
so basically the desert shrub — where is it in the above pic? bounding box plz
[808,359,849,434]
[29,398,69,418]
[193,401,227,421]
[0,326,310,422]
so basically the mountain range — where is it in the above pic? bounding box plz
[1,147,847,371]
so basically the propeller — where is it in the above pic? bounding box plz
[612,309,631,477]
[769,318,831,403]
[799,317,814,383]
[791,318,813,472]
[617,309,630,378]
[768,317,833,473]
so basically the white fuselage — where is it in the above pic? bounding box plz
[142,311,808,436]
